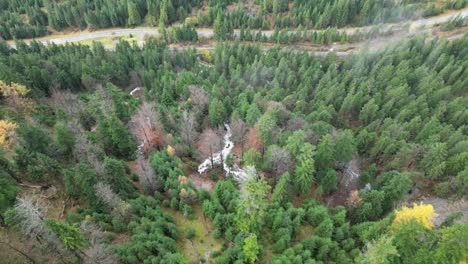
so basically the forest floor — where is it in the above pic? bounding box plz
[188,172,215,191]
[326,156,361,207]
[163,204,223,263]
[0,184,73,263]
[405,192,468,226]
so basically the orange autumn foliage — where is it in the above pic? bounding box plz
[246,124,263,152]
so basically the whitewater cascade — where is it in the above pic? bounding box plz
[130,87,145,155]
[198,124,248,182]
[130,87,143,96]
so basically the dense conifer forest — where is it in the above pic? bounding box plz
[0,1,467,263]
[1,0,467,40]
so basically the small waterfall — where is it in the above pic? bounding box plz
[198,124,248,182]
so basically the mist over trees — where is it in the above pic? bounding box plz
[1,0,466,40]
[0,11,467,261]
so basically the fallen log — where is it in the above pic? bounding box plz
[17,183,51,190]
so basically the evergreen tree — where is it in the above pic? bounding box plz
[271,172,291,204]
[294,143,316,194]
[209,98,225,127]
[127,2,142,26]
[96,114,136,159]
[213,13,225,41]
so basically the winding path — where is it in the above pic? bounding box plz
[6,8,468,54]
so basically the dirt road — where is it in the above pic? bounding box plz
[6,8,467,55]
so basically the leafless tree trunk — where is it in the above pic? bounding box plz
[13,197,47,240]
[95,182,129,217]
[80,221,119,264]
[73,134,103,174]
[198,128,224,168]
[10,197,69,261]
[231,119,248,160]
[84,243,119,264]
[219,129,225,167]
[129,101,162,154]
[180,110,198,148]
[189,85,209,113]
[269,146,292,184]
[209,144,214,168]
[50,89,85,120]
[136,154,160,194]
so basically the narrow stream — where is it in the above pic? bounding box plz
[198,124,248,182]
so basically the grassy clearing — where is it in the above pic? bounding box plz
[77,35,139,49]
[163,204,223,263]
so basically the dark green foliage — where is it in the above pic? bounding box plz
[16,123,50,154]
[270,200,355,263]
[271,172,292,204]
[105,83,139,122]
[96,114,136,159]
[101,157,135,198]
[202,180,238,240]
[14,148,62,180]
[63,162,104,211]
[1,21,468,264]
[373,171,412,213]
[169,24,198,43]
[149,150,184,191]
[184,227,196,239]
[44,219,88,251]
[209,98,226,127]
[0,176,19,222]
[0,0,466,42]
[54,122,76,158]
[350,190,385,223]
[114,196,182,263]
[265,204,304,253]
[0,0,199,39]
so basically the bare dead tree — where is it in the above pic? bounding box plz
[136,154,160,195]
[80,221,119,264]
[96,85,114,116]
[180,110,198,148]
[129,101,163,154]
[189,85,209,112]
[231,118,249,160]
[198,128,224,168]
[50,89,85,120]
[79,221,102,245]
[11,197,68,262]
[94,182,129,217]
[268,146,292,183]
[73,134,103,174]
[13,197,47,240]
[84,243,119,264]
[286,117,306,131]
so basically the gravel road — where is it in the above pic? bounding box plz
[6,8,467,55]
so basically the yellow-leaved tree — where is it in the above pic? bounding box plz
[167,145,176,156]
[393,203,437,229]
[0,80,33,113]
[0,120,18,149]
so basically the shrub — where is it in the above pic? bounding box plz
[185,227,196,239]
